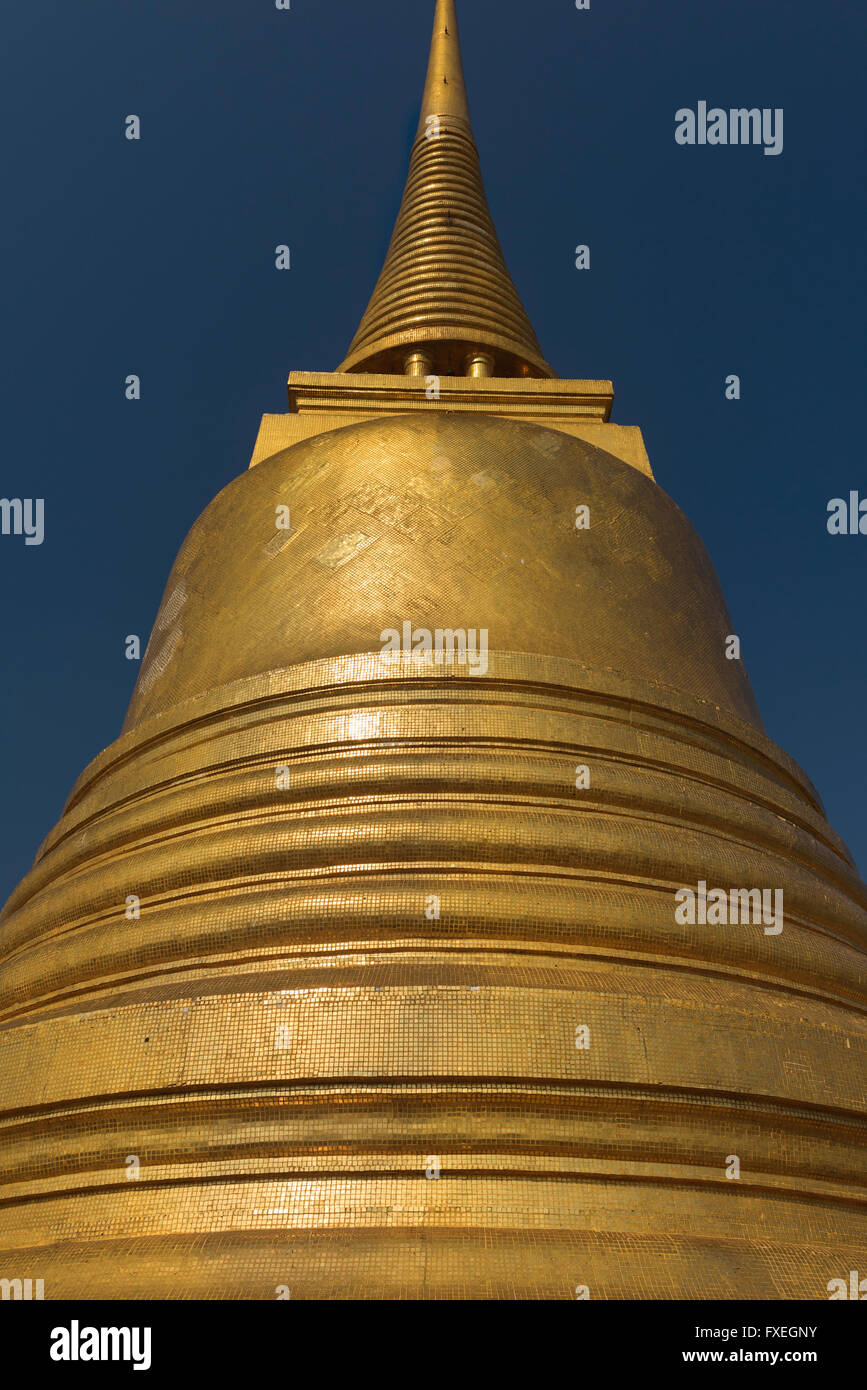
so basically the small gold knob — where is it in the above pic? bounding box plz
[464,351,495,378]
[404,351,433,378]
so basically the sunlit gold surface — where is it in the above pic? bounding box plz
[250,371,657,478]
[124,416,757,730]
[339,0,553,378]
[0,0,865,1301]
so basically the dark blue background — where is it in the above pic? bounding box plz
[1,0,864,899]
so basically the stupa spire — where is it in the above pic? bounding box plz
[416,0,471,137]
[338,0,554,379]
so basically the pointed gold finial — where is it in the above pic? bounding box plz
[416,0,471,138]
[338,0,554,379]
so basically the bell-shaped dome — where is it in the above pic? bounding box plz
[126,414,761,732]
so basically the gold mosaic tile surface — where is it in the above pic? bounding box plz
[0,420,864,1298]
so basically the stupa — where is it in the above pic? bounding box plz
[0,0,864,1299]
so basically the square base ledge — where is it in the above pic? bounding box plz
[248,370,653,479]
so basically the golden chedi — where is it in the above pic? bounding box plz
[1,0,865,1300]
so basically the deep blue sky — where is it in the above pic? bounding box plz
[1,0,864,901]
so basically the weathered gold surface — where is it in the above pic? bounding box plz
[0,0,865,1301]
[125,417,752,730]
